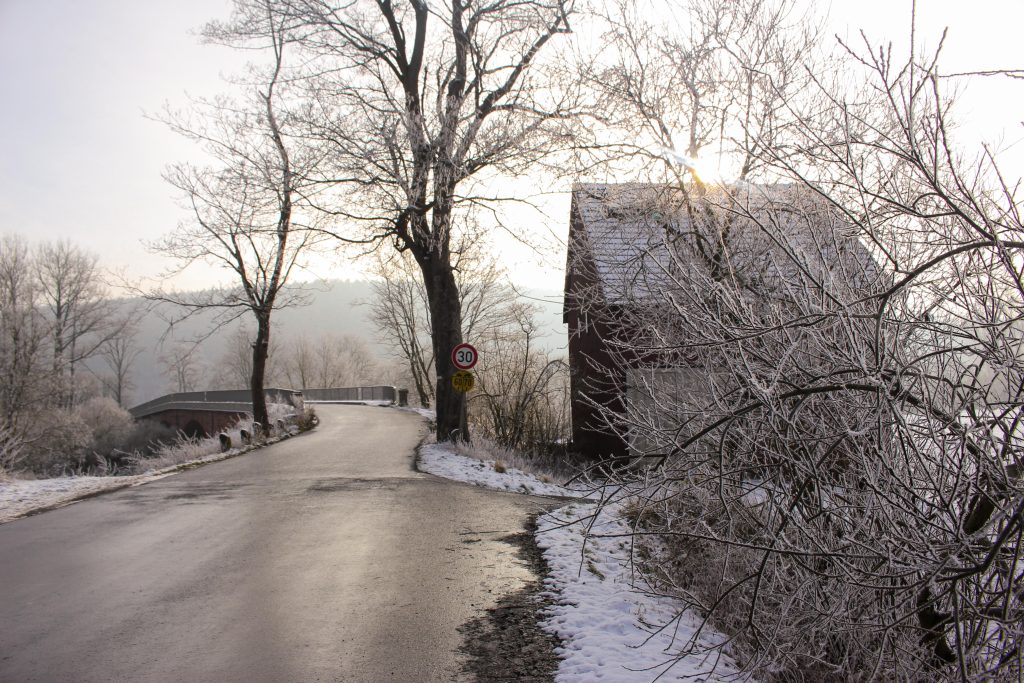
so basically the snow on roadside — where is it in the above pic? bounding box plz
[418,442,585,498]
[0,432,299,525]
[394,405,437,420]
[537,500,746,682]
[0,475,144,524]
[415,438,746,683]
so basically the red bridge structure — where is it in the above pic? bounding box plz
[129,389,305,439]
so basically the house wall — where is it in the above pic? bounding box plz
[624,367,717,457]
[565,197,628,459]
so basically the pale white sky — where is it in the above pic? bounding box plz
[0,0,1021,293]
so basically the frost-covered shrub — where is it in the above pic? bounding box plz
[76,397,133,457]
[22,409,94,474]
[294,406,318,431]
[118,420,178,457]
[451,434,574,484]
[0,423,25,476]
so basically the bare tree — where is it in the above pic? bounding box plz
[367,252,436,407]
[280,332,379,389]
[35,240,125,408]
[584,0,819,185]
[580,12,1024,681]
[281,332,317,390]
[159,342,205,394]
[153,2,323,430]
[98,327,141,407]
[0,235,50,430]
[213,323,284,389]
[471,300,568,451]
[234,0,578,440]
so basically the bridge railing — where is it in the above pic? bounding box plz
[130,388,304,419]
[130,386,405,419]
[302,386,397,403]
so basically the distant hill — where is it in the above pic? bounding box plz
[110,279,567,406]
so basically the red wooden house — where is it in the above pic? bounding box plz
[563,182,880,460]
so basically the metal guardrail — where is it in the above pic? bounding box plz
[302,386,397,403]
[129,388,304,419]
[130,386,401,419]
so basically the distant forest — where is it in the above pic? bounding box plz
[110,279,567,406]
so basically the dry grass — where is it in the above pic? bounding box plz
[451,434,575,485]
[127,404,300,475]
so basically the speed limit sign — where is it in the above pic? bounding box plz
[451,343,478,370]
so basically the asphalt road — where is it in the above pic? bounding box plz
[0,405,553,682]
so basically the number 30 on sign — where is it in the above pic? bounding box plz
[452,370,475,393]
[451,342,478,370]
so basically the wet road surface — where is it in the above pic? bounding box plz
[0,405,553,682]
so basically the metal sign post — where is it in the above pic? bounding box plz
[451,344,478,442]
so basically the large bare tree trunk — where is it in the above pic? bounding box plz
[420,258,464,442]
[250,314,271,434]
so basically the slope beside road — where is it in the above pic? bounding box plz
[0,405,556,682]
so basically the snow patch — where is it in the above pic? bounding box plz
[537,501,747,682]
[394,405,437,420]
[0,476,141,523]
[305,399,394,406]
[414,436,747,682]
[418,443,584,498]
[0,431,299,525]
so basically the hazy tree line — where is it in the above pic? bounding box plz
[0,234,153,475]
[161,326,385,393]
[0,229,407,475]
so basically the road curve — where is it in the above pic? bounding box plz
[0,405,552,682]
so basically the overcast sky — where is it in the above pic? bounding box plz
[1,0,1022,293]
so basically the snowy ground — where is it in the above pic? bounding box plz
[539,500,746,682]
[394,405,437,420]
[417,441,746,682]
[418,442,586,498]
[0,475,146,524]
[0,432,298,525]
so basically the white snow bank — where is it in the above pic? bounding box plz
[0,431,300,525]
[418,442,586,498]
[415,436,745,681]
[395,406,436,420]
[537,501,747,682]
[0,475,143,523]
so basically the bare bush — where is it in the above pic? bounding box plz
[579,7,1024,680]
[470,301,570,453]
[77,397,134,451]
[20,409,94,475]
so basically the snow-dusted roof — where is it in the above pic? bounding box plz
[571,182,879,304]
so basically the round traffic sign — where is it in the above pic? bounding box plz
[451,342,478,370]
[452,370,475,393]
